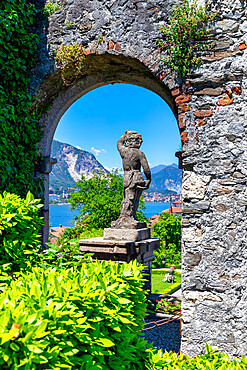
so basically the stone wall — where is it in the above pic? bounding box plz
[32,0,247,357]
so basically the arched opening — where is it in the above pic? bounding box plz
[37,53,182,350]
[37,54,180,242]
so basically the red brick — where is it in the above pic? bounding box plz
[178,104,191,113]
[226,88,232,96]
[195,130,199,141]
[239,43,247,50]
[194,110,213,118]
[178,114,186,129]
[181,132,188,142]
[108,40,114,50]
[218,96,234,106]
[175,94,190,105]
[233,86,241,95]
[115,42,121,52]
[198,119,206,126]
[171,88,182,97]
[159,72,166,80]
[84,48,91,56]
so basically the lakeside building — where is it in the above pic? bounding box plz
[148,197,182,227]
[49,225,68,245]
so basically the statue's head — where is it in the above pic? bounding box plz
[124,131,143,149]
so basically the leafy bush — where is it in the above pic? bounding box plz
[152,213,181,268]
[69,171,147,230]
[145,344,247,369]
[40,241,93,269]
[57,224,104,245]
[0,261,149,370]
[0,192,43,273]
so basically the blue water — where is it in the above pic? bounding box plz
[49,202,171,228]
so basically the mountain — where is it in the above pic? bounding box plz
[150,164,167,174]
[150,163,178,175]
[148,164,182,194]
[50,140,107,193]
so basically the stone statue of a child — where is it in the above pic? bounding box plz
[111,130,151,229]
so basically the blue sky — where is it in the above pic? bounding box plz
[54,83,180,170]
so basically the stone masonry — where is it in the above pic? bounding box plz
[32,0,247,358]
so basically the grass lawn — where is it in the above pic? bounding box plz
[152,270,181,294]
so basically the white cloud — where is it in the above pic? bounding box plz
[91,147,107,156]
[76,145,82,149]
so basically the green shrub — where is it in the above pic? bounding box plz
[0,261,148,370]
[145,344,247,369]
[57,224,104,245]
[40,241,93,269]
[161,281,181,295]
[0,192,43,273]
[152,213,181,268]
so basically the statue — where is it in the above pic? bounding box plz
[111,130,151,229]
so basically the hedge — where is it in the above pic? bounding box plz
[0,261,148,370]
[0,191,43,274]
[0,259,246,369]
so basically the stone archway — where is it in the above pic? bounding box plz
[36,53,178,242]
[32,0,247,358]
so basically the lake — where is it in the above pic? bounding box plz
[49,202,171,228]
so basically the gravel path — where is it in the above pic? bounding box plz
[141,314,181,353]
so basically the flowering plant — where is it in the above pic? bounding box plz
[156,298,181,315]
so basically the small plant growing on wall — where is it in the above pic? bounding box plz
[55,43,87,85]
[159,0,216,78]
[44,0,63,16]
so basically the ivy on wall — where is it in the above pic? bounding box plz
[0,1,42,197]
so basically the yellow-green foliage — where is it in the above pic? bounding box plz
[146,344,247,369]
[55,43,87,85]
[161,281,181,295]
[44,0,63,16]
[0,261,148,369]
[0,262,246,369]
[0,192,43,273]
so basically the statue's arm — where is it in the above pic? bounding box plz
[117,132,126,154]
[140,153,151,188]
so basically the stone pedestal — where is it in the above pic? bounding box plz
[79,230,160,292]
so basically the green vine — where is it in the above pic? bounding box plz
[0,1,42,197]
[55,43,87,86]
[159,0,216,78]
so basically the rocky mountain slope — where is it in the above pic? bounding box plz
[149,164,182,194]
[50,140,182,194]
[50,140,107,193]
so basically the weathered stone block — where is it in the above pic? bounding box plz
[182,172,211,200]
[103,227,150,241]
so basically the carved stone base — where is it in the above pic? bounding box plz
[79,237,161,292]
[103,227,150,241]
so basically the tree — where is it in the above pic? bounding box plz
[152,212,181,268]
[69,171,147,230]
